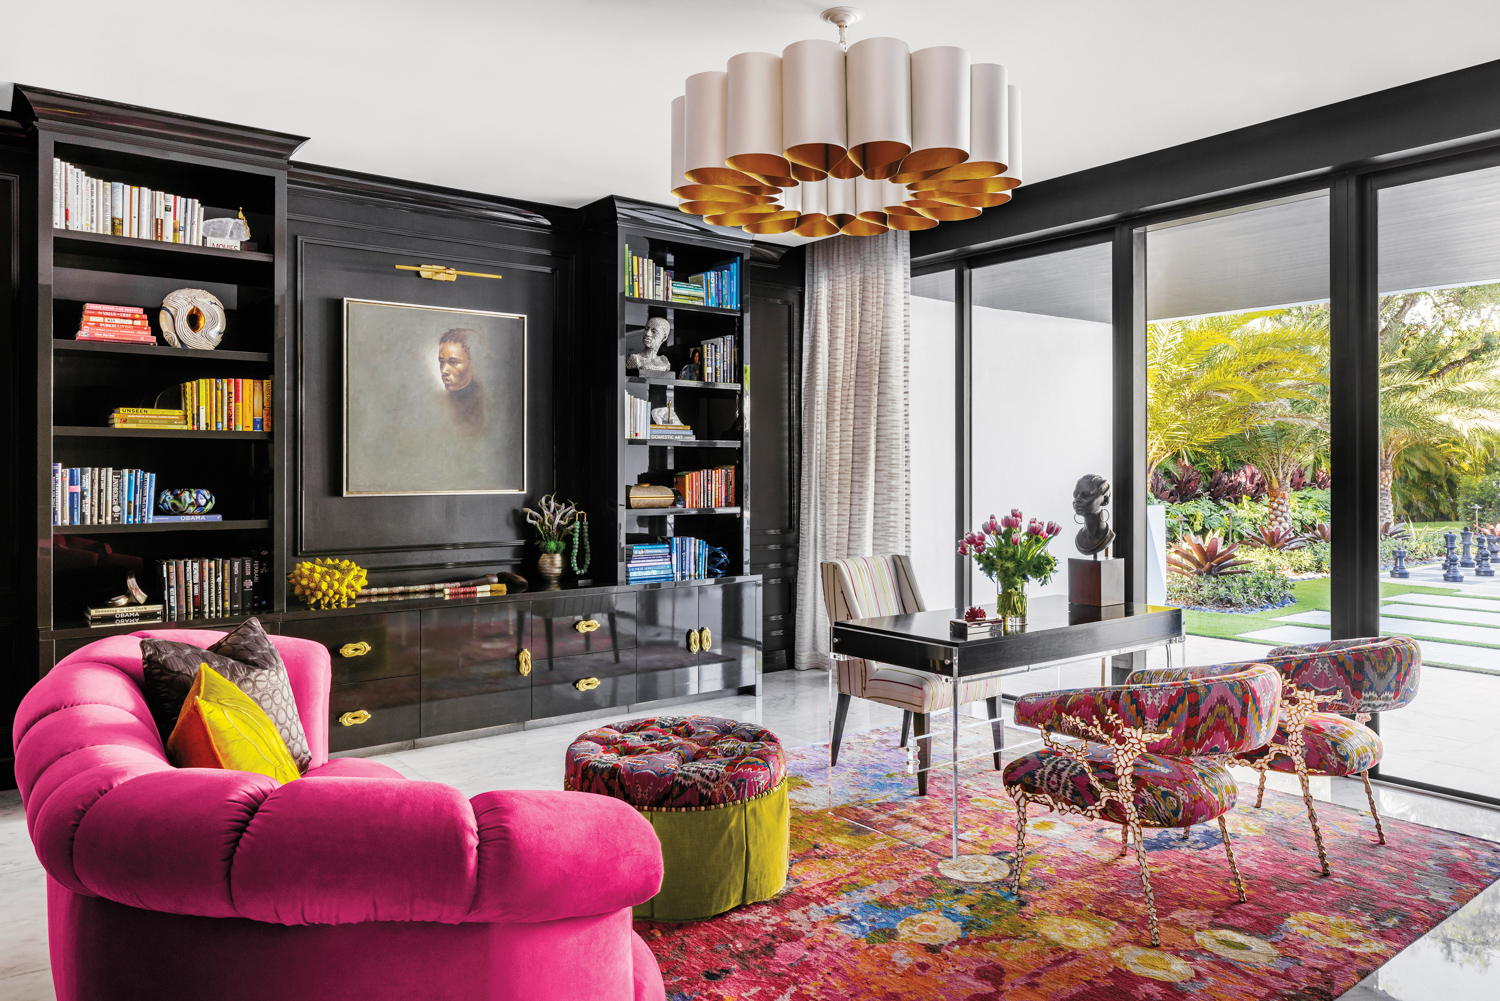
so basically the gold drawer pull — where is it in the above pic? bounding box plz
[699,627,712,652]
[518,648,532,676]
[574,619,601,633]
[339,710,371,727]
[339,641,372,658]
[574,677,600,692]
[687,629,700,654]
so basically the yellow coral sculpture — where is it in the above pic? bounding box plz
[288,558,368,610]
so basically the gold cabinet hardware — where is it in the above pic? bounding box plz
[574,619,601,633]
[574,677,600,692]
[518,648,532,677]
[339,641,372,658]
[338,710,371,727]
[699,627,712,652]
[687,629,700,654]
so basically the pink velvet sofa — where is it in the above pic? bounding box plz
[12,629,667,1001]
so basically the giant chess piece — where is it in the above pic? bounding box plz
[1461,527,1476,568]
[1443,531,1465,583]
[1390,547,1409,579]
[1072,474,1115,557]
[1476,538,1495,577]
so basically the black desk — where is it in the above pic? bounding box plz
[828,595,1184,860]
[831,595,1184,677]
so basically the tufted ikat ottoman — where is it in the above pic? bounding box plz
[565,715,789,921]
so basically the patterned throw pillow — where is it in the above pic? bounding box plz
[141,617,311,772]
[167,664,301,785]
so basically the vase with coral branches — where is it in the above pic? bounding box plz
[523,493,580,583]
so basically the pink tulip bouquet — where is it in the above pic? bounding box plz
[958,509,1061,625]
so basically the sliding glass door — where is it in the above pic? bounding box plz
[1373,160,1500,802]
[1143,193,1333,660]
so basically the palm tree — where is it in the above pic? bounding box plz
[1147,312,1327,479]
[1377,302,1500,525]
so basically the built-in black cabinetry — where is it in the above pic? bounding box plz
[636,585,703,704]
[419,600,532,738]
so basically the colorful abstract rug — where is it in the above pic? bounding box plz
[636,725,1500,1000]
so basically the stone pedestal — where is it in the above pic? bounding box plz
[1069,558,1126,606]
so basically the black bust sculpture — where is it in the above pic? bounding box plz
[1073,473,1115,558]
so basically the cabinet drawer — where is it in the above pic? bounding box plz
[280,611,420,686]
[532,593,636,661]
[531,650,635,721]
[329,675,420,753]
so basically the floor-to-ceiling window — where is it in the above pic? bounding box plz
[968,243,1113,604]
[1374,160,1500,802]
[1144,193,1333,656]
[910,269,957,610]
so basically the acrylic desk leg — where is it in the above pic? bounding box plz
[951,654,960,861]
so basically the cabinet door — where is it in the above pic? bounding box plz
[420,602,530,737]
[698,581,760,693]
[635,587,700,704]
[279,611,420,686]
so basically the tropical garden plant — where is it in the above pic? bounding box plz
[1167,533,1250,577]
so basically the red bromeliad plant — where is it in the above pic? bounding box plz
[1241,525,1308,551]
[1167,533,1251,577]
[958,510,1061,624]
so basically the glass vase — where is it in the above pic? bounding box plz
[997,585,1028,629]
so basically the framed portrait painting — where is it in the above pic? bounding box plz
[343,299,527,496]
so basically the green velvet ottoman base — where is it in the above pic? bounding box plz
[632,781,789,921]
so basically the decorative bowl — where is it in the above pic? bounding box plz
[158,488,215,515]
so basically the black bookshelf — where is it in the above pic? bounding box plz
[22,86,302,638]
[576,197,754,586]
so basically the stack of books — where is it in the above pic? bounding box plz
[674,466,736,508]
[626,543,674,583]
[625,537,711,583]
[625,393,651,439]
[86,603,164,628]
[52,465,158,526]
[159,557,267,621]
[77,303,154,343]
[699,335,738,383]
[179,378,272,432]
[650,422,694,439]
[53,159,210,246]
[670,260,740,309]
[110,407,186,429]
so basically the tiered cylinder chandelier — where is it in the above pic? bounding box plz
[670,6,1022,238]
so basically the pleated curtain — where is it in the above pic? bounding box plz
[795,230,912,671]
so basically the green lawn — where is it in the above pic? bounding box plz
[1182,578,1461,640]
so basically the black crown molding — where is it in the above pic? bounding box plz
[588,195,752,249]
[912,56,1500,263]
[9,85,308,165]
[289,161,563,231]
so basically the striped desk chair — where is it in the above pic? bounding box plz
[820,555,1006,795]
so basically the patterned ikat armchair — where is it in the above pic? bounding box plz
[1137,636,1421,876]
[1002,662,1282,945]
[820,556,1005,795]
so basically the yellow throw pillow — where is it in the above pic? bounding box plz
[167,663,300,785]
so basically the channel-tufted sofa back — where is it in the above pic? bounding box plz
[12,630,664,929]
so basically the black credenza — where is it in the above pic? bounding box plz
[48,577,761,755]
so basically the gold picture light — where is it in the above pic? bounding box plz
[395,264,504,282]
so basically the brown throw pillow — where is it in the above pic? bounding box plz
[140,617,312,772]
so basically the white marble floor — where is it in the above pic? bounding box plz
[2,637,1498,999]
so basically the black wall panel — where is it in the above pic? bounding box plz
[287,173,574,585]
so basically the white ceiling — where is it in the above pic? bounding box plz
[5,0,1500,216]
